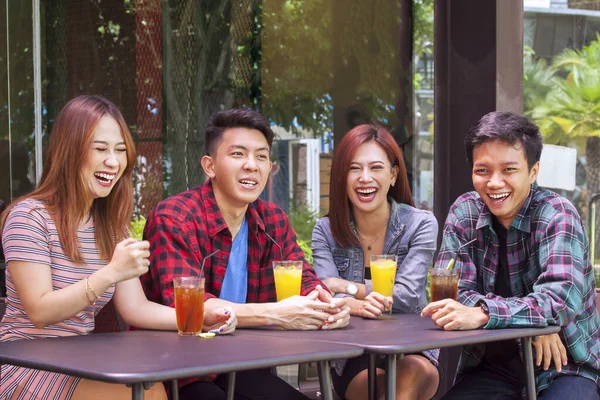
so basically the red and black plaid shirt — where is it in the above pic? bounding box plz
[141,179,323,309]
[140,180,324,389]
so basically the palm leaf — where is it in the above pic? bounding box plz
[549,116,578,134]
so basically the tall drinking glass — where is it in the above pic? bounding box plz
[429,268,459,302]
[273,260,303,301]
[173,276,205,336]
[370,254,397,314]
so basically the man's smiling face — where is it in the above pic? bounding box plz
[471,139,539,228]
[202,127,272,210]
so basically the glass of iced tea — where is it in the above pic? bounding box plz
[370,255,397,314]
[173,276,205,336]
[429,268,459,302]
[273,260,303,301]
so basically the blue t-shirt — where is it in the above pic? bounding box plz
[219,216,248,303]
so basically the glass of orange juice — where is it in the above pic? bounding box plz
[369,255,397,314]
[273,260,303,301]
[173,276,205,336]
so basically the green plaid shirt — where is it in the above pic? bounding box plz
[437,183,600,393]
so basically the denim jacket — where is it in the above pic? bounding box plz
[312,198,440,375]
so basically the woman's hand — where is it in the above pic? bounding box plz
[359,291,392,318]
[204,306,237,335]
[322,277,346,294]
[107,238,151,283]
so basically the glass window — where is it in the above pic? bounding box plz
[38,0,430,216]
[0,0,432,244]
[0,0,434,296]
[0,2,37,297]
[523,0,600,263]
[0,1,36,210]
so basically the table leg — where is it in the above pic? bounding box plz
[317,360,334,400]
[225,372,236,400]
[368,353,376,400]
[523,337,537,400]
[171,379,179,400]
[131,383,144,400]
[385,354,398,400]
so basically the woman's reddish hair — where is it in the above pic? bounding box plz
[328,124,414,247]
[1,95,136,262]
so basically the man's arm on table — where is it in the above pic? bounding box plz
[424,210,586,329]
[144,212,349,330]
[206,286,348,330]
[257,209,351,329]
[422,211,578,370]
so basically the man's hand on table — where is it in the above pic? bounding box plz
[203,304,237,335]
[421,299,489,330]
[269,285,351,330]
[533,333,568,372]
[271,289,337,330]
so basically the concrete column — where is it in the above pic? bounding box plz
[432,1,523,398]
[434,0,523,231]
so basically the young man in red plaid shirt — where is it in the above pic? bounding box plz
[140,109,350,399]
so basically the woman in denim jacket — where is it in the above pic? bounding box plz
[312,124,439,400]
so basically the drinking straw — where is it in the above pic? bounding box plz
[264,231,284,261]
[446,238,477,270]
[200,249,220,277]
[188,250,218,333]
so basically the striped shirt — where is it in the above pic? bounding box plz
[1,199,115,400]
[437,183,600,394]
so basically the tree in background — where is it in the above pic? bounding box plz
[261,0,333,137]
[162,0,260,195]
[529,36,600,251]
[523,46,554,118]
[413,0,433,91]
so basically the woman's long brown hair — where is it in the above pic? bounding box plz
[1,95,136,262]
[328,124,414,248]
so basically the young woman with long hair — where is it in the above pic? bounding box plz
[0,95,236,400]
[312,124,440,400]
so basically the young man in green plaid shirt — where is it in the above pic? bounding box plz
[422,111,600,399]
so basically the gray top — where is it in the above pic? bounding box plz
[312,198,438,314]
[312,198,439,374]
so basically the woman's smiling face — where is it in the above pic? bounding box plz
[82,116,128,200]
[346,141,398,215]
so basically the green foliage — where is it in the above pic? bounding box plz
[528,36,600,247]
[289,200,320,264]
[530,36,600,142]
[262,0,333,136]
[413,0,434,58]
[298,239,313,265]
[262,0,435,137]
[130,216,147,241]
[523,46,554,117]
